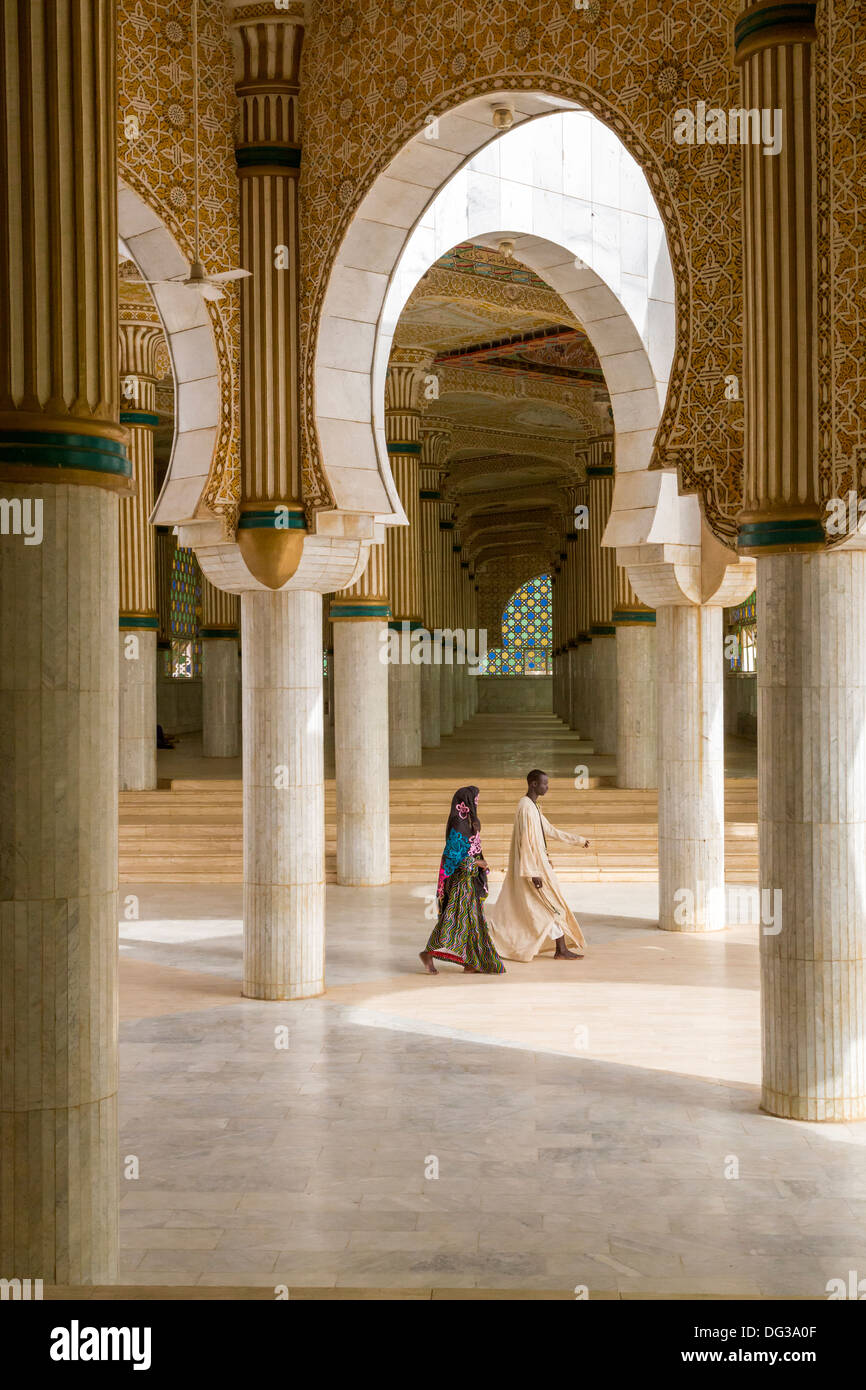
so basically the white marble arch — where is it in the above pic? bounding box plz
[117,179,221,526]
[313,96,700,554]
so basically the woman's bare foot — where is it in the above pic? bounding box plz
[554,942,581,960]
[463,965,478,973]
[419,951,438,974]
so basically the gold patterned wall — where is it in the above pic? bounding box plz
[114,2,866,550]
[298,0,866,548]
[299,0,742,539]
[117,0,241,529]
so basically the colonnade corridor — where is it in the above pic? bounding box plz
[91,710,860,1298]
[5,0,866,1341]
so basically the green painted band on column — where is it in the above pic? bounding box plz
[590,624,616,636]
[737,517,825,549]
[238,508,307,530]
[439,520,455,530]
[120,411,160,427]
[734,2,816,51]
[460,561,469,569]
[0,430,131,478]
[388,619,426,632]
[386,441,421,456]
[330,604,390,620]
[613,609,656,625]
[420,490,441,500]
[199,627,240,640]
[119,615,159,630]
[587,464,614,478]
[235,144,301,169]
[566,531,579,541]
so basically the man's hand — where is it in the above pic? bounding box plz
[531,876,543,889]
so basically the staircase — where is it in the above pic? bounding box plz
[119,777,758,885]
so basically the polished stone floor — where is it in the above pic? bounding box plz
[118,875,866,1295]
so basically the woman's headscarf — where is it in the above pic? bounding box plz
[437,784,485,904]
[445,785,480,841]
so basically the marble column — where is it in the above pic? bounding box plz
[451,535,467,727]
[330,538,390,885]
[419,429,448,747]
[615,617,657,789]
[571,471,591,733]
[438,508,457,734]
[440,648,456,736]
[757,552,866,1120]
[242,589,324,999]
[656,605,725,934]
[200,577,240,759]
[588,446,617,754]
[331,595,390,885]
[575,640,593,739]
[566,647,578,729]
[231,4,307,586]
[420,661,441,746]
[385,358,426,765]
[0,0,126,1283]
[118,319,161,789]
[591,635,618,756]
[734,4,864,1118]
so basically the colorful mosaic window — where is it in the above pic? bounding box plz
[169,547,202,679]
[481,575,553,676]
[726,589,757,674]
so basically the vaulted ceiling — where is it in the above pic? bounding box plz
[392,240,611,600]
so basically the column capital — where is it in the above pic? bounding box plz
[733,1,817,65]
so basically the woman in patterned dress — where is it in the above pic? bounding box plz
[419,785,505,975]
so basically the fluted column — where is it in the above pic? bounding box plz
[735,4,864,1119]
[419,429,448,747]
[231,3,307,586]
[588,445,617,755]
[735,0,822,556]
[557,534,570,721]
[657,605,726,933]
[438,508,456,736]
[385,357,426,765]
[452,531,469,727]
[758,553,866,1120]
[467,563,479,715]
[614,560,657,789]
[200,577,240,758]
[571,472,591,734]
[155,525,177,673]
[243,589,323,998]
[0,0,128,1283]
[227,7,329,999]
[118,318,162,789]
[330,544,390,885]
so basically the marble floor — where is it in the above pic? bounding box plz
[118,877,866,1296]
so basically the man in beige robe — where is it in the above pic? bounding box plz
[487,769,591,962]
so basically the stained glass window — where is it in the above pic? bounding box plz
[481,574,553,675]
[726,589,757,674]
[169,546,202,679]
